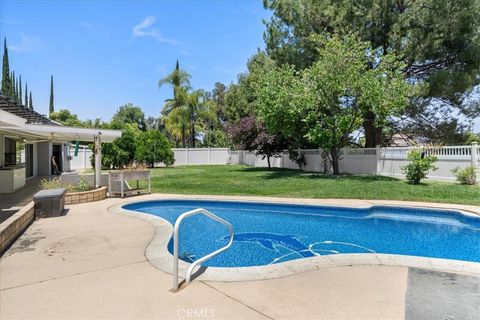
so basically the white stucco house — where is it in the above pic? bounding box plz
[0,94,121,193]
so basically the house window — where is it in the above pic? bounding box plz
[4,137,25,166]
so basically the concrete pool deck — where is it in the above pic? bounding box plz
[1,194,479,319]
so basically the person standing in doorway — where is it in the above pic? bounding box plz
[51,155,61,175]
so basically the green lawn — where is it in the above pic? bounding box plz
[145,165,480,205]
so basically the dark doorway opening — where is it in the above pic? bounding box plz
[26,144,34,178]
[52,144,63,174]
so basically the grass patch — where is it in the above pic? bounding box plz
[142,165,480,205]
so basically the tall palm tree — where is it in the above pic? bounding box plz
[159,60,191,147]
[162,86,189,147]
[158,60,191,109]
[163,106,190,147]
[186,90,205,148]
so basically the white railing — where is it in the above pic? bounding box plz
[172,208,234,291]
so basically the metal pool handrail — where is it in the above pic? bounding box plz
[172,208,234,291]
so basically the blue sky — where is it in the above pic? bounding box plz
[1,0,479,132]
[0,0,270,121]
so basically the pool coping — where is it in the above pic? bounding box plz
[108,194,480,281]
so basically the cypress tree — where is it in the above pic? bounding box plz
[15,77,18,102]
[29,91,33,110]
[49,75,54,114]
[18,75,22,104]
[11,70,15,100]
[1,38,11,96]
[12,71,17,102]
[25,83,28,107]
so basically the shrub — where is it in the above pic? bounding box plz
[40,177,92,192]
[402,148,438,184]
[452,166,477,185]
[39,178,63,190]
[70,177,91,192]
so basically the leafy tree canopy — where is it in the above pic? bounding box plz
[111,103,146,131]
[135,130,174,167]
[262,0,480,145]
[256,35,412,174]
[228,115,286,169]
[224,52,275,123]
[49,109,84,127]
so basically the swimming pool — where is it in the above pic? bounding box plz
[123,200,480,267]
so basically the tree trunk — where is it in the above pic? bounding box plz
[191,114,196,148]
[363,111,383,148]
[330,147,340,175]
[181,125,186,148]
[267,155,271,170]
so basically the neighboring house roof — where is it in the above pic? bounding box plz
[388,133,427,147]
[0,95,121,143]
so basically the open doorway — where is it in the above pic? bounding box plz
[26,144,34,178]
[52,144,63,174]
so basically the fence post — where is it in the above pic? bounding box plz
[472,142,478,168]
[208,147,211,164]
[375,145,381,175]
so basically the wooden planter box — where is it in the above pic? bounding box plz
[108,170,151,198]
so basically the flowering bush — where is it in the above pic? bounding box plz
[402,149,438,184]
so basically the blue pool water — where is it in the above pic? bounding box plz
[123,200,480,267]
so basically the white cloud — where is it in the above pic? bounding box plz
[80,22,110,38]
[132,16,178,44]
[9,34,43,52]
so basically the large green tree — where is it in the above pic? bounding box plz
[224,52,275,123]
[95,124,139,169]
[263,0,480,146]
[49,109,85,127]
[201,82,230,147]
[111,103,146,130]
[256,36,411,174]
[135,130,174,167]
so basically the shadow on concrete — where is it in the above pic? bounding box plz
[0,176,44,223]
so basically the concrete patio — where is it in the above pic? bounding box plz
[1,195,478,319]
[0,176,43,223]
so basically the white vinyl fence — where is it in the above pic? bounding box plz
[68,145,93,170]
[67,146,231,170]
[68,144,479,180]
[172,148,230,165]
[230,144,480,181]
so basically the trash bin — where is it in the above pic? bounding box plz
[33,189,66,218]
